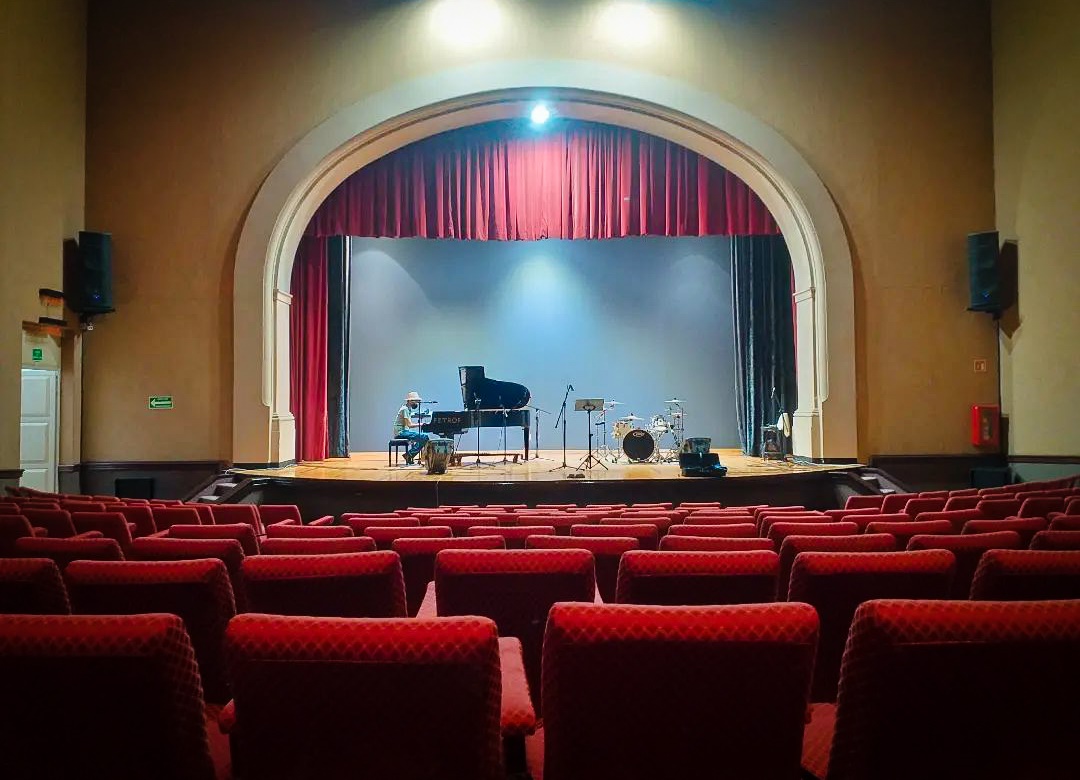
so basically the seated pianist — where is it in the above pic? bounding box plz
[393,391,431,465]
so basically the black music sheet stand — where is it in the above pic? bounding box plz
[574,399,608,471]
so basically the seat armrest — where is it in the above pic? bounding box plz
[267,519,298,527]
[309,515,335,527]
[218,700,237,734]
[72,531,104,540]
[416,581,438,618]
[498,637,537,737]
[32,527,48,537]
[148,529,170,538]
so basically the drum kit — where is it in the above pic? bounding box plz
[597,398,688,464]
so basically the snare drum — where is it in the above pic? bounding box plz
[622,428,658,462]
[423,438,454,475]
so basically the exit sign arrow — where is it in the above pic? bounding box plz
[148,396,174,410]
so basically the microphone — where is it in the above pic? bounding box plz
[569,384,575,391]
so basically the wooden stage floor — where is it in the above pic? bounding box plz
[236,449,854,483]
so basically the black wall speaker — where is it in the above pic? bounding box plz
[967,230,1000,313]
[65,230,115,315]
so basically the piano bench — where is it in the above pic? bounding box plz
[388,438,410,466]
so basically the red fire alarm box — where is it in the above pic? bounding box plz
[971,404,1000,448]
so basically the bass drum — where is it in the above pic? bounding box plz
[622,428,657,463]
[422,437,455,475]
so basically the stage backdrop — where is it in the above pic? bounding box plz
[348,235,739,453]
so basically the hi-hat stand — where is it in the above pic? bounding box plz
[574,399,609,471]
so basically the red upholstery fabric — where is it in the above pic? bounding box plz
[1018,496,1065,518]
[14,536,123,569]
[754,505,807,518]
[525,535,640,603]
[787,550,955,703]
[670,522,757,538]
[257,504,302,526]
[943,495,982,511]
[914,508,985,532]
[391,536,506,616]
[901,497,946,517]
[844,512,909,531]
[822,508,880,521]
[344,516,421,535]
[907,530,1022,598]
[65,559,236,703]
[242,551,407,617]
[660,535,775,552]
[60,501,107,513]
[970,549,1080,600]
[0,613,218,779]
[187,503,216,526]
[844,495,883,510]
[976,498,1023,519]
[20,508,79,538]
[70,511,134,550]
[128,537,248,612]
[435,549,596,705]
[758,514,832,536]
[208,504,263,534]
[467,525,557,549]
[863,518,954,548]
[962,516,1047,547]
[677,513,756,525]
[879,493,917,514]
[152,506,203,532]
[768,521,858,547]
[0,515,41,556]
[572,523,659,550]
[810,599,1080,780]
[1030,530,1080,550]
[225,613,505,780]
[261,537,377,555]
[542,602,818,780]
[167,523,260,556]
[1048,515,1080,531]
[114,504,157,537]
[265,523,352,538]
[616,550,779,606]
[777,533,898,598]
[600,514,678,535]
[366,525,453,549]
[0,558,70,614]
[918,490,950,499]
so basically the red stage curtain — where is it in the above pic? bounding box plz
[290,236,329,462]
[306,120,779,240]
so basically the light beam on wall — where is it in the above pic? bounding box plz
[428,0,503,48]
[596,1,662,46]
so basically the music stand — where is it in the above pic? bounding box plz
[574,399,609,471]
[460,396,495,469]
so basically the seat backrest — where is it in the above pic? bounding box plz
[60,501,107,513]
[366,525,453,549]
[907,531,1022,598]
[787,550,955,703]
[14,536,124,569]
[0,613,217,779]
[257,504,302,526]
[1030,530,1080,550]
[971,549,1080,600]
[914,508,986,532]
[863,519,954,548]
[128,536,248,610]
[261,537,377,555]
[242,551,407,618]
[767,521,858,547]
[435,548,595,703]
[660,535,775,552]
[616,550,779,606]
[677,513,756,526]
[466,525,556,549]
[525,535,639,603]
[344,516,421,535]
[902,497,946,517]
[65,559,236,703]
[391,536,506,616]
[777,533,898,597]
[669,523,757,538]
[542,602,818,780]
[880,493,917,514]
[71,511,134,549]
[1019,496,1065,518]
[0,515,37,556]
[758,514,832,536]
[1048,515,1080,531]
[827,599,1080,780]
[226,613,503,780]
[115,504,157,537]
[976,498,1023,519]
[0,558,70,614]
[266,523,352,538]
[572,523,659,550]
[151,506,203,531]
[208,503,262,534]
[844,495,884,510]
[20,508,77,538]
[167,523,260,556]
[943,495,982,511]
[962,516,1047,547]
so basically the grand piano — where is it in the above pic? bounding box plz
[421,366,532,460]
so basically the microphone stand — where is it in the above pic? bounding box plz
[549,384,573,472]
[528,405,552,462]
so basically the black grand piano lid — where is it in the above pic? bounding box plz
[459,366,531,410]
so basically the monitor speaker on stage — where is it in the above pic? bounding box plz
[65,230,115,315]
[966,231,1000,314]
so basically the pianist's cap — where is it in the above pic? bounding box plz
[405,391,422,402]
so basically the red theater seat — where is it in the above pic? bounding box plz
[0,558,70,614]
[913,509,984,532]
[15,536,124,569]
[572,523,659,550]
[70,511,135,551]
[1019,496,1066,517]
[660,535,776,552]
[257,504,302,527]
[768,521,858,548]
[392,535,506,616]
[944,494,982,511]
[863,518,953,548]
[970,550,1080,600]
[65,559,236,704]
[615,550,779,606]
[906,531,1022,598]
[1049,515,1080,531]
[344,516,421,535]
[758,514,831,536]
[901,497,946,517]
[209,503,263,534]
[265,522,352,538]
[669,522,757,538]
[433,549,595,706]
[0,613,220,779]
[788,550,955,703]
[261,537,377,556]
[1030,530,1080,550]
[844,495,884,510]
[777,533,898,598]
[366,525,453,549]
[114,504,157,537]
[678,513,757,525]
[225,614,523,780]
[879,493,917,514]
[801,600,1080,780]
[467,525,556,549]
[525,534,639,603]
[242,551,407,618]
[165,523,260,556]
[975,498,1023,519]
[0,514,47,556]
[128,536,248,611]
[152,505,203,532]
[20,508,82,538]
[962,516,1047,547]
[538,602,818,780]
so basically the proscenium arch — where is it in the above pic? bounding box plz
[233,59,857,465]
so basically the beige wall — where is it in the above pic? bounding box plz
[83,0,999,462]
[0,0,86,474]
[993,0,1080,456]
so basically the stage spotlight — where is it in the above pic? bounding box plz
[428,0,502,48]
[530,103,551,126]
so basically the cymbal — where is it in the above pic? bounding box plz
[664,398,685,405]
[619,414,643,422]
[606,400,624,406]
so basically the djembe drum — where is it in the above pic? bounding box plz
[422,437,454,475]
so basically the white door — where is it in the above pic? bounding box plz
[20,369,59,493]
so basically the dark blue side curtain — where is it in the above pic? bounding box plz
[326,236,351,457]
[732,235,797,456]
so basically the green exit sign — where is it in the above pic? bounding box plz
[148,396,174,410]
[31,348,43,362]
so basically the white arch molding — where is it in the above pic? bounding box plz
[233,60,858,465]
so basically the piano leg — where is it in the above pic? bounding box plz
[524,426,530,461]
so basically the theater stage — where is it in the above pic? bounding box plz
[232,450,866,517]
